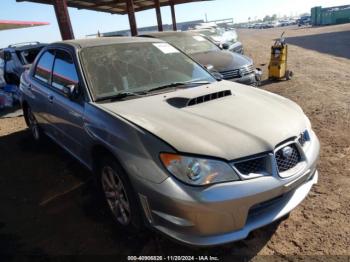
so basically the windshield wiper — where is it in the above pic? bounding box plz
[95,91,147,102]
[147,80,210,93]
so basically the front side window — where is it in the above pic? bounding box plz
[34,50,55,83]
[81,42,215,101]
[52,50,79,91]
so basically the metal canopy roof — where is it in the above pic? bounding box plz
[0,20,49,31]
[16,0,210,15]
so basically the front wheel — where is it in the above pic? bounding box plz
[99,157,142,232]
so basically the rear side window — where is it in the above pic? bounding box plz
[34,50,55,83]
[52,50,79,91]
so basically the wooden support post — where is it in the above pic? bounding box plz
[155,0,163,31]
[53,0,74,40]
[126,0,138,36]
[170,1,177,31]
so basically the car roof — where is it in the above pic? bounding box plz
[53,36,165,49]
[141,31,199,38]
[5,43,47,51]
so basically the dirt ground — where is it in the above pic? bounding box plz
[0,24,349,260]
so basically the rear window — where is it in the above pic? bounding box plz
[34,50,55,83]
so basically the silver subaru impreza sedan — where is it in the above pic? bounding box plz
[20,37,319,247]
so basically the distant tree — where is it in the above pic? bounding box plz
[263,15,271,22]
[263,14,278,22]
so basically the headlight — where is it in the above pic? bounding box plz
[160,153,240,186]
[303,114,312,130]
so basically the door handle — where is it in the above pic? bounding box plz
[48,94,54,103]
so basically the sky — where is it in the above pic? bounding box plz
[0,0,349,47]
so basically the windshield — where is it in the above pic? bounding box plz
[198,28,225,37]
[81,42,215,100]
[198,30,217,37]
[160,34,220,54]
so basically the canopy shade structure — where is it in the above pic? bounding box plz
[17,0,211,39]
[16,0,209,15]
[0,20,49,31]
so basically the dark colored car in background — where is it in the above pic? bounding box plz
[141,32,261,86]
[2,42,47,86]
[298,16,311,26]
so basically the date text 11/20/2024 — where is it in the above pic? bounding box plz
[127,256,220,261]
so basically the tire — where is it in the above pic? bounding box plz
[24,106,43,142]
[98,156,142,232]
[286,70,293,80]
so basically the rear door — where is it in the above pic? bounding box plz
[45,49,87,161]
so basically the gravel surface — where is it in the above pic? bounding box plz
[0,24,349,259]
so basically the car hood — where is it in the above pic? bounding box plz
[191,51,252,72]
[97,81,308,161]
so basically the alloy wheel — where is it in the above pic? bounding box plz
[101,166,131,226]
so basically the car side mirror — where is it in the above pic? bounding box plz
[4,51,12,61]
[212,72,224,81]
[205,64,223,81]
[221,43,230,50]
[63,84,79,99]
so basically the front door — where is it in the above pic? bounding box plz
[45,49,88,162]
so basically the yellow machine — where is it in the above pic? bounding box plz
[268,32,293,80]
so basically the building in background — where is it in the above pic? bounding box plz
[311,5,350,26]
[94,20,204,37]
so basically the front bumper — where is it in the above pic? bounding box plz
[133,132,320,247]
[230,71,261,86]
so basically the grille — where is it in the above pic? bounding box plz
[187,90,231,106]
[220,64,254,80]
[235,156,266,175]
[275,143,301,172]
[248,194,285,217]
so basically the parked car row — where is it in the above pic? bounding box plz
[19,35,319,247]
[248,19,298,29]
